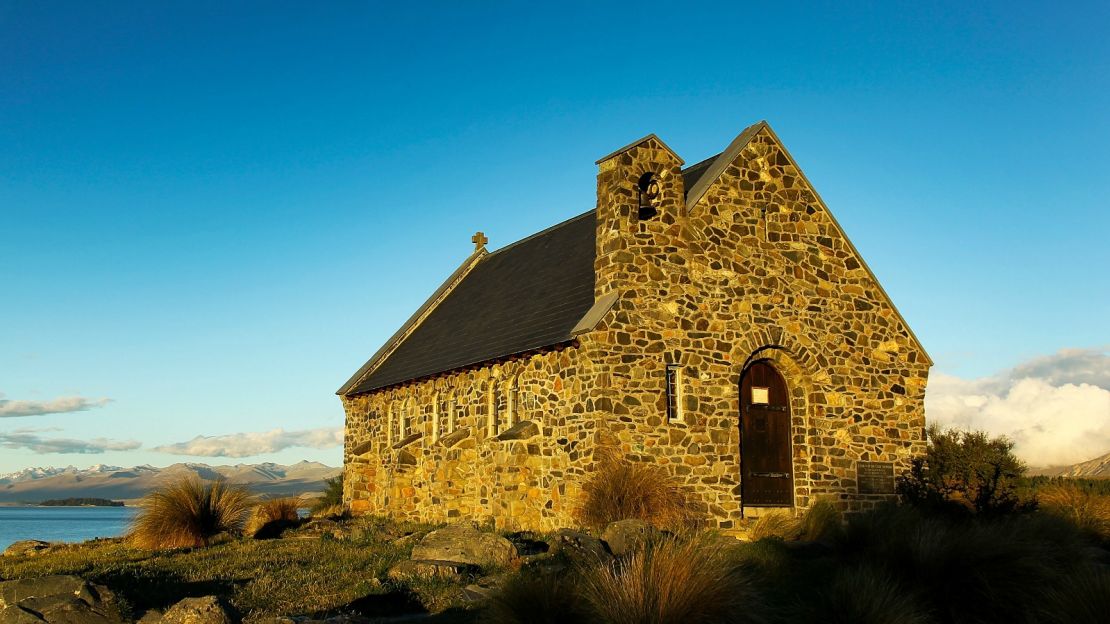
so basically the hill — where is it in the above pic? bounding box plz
[0,461,339,504]
[1029,451,1110,478]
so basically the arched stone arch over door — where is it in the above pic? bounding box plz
[740,360,794,507]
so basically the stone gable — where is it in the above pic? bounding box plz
[339,122,930,532]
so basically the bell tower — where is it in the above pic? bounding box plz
[593,134,686,299]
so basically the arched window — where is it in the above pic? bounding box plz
[486,381,497,437]
[386,402,394,447]
[508,377,520,428]
[431,392,440,440]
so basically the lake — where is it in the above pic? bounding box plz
[0,506,138,550]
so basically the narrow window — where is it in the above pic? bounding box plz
[509,379,520,428]
[431,393,439,440]
[386,404,394,446]
[450,397,460,433]
[488,383,498,437]
[665,364,682,422]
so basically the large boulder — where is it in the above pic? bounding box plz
[159,596,234,624]
[410,523,518,568]
[3,540,52,558]
[0,575,123,623]
[387,559,475,581]
[601,519,660,556]
[550,529,610,564]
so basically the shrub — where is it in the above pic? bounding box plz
[247,496,303,538]
[484,572,590,624]
[579,534,766,624]
[129,477,255,549]
[800,565,931,624]
[1037,482,1110,540]
[312,474,344,513]
[836,504,1101,624]
[897,425,1030,515]
[575,459,698,530]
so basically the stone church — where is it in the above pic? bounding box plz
[338,121,930,532]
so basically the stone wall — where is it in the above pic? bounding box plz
[342,346,605,531]
[341,125,930,533]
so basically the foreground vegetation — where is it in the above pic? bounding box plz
[2,427,1108,623]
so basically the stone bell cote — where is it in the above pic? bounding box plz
[593,134,687,298]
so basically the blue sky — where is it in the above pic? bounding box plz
[1,1,1108,473]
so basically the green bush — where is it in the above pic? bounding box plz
[897,425,1030,516]
[312,474,344,513]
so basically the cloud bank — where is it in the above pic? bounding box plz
[0,430,141,454]
[0,393,112,418]
[154,427,343,458]
[926,347,1110,467]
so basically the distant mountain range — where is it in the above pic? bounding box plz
[1030,451,1110,479]
[0,461,340,504]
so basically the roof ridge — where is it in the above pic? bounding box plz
[485,210,594,258]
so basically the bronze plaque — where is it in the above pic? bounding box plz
[857,461,895,495]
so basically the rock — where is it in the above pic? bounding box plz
[460,583,495,603]
[387,559,474,581]
[135,609,164,624]
[3,540,51,557]
[550,529,610,564]
[410,523,518,567]
[160,596,234,624]
[0,575,123,623]
[601,519,660,556]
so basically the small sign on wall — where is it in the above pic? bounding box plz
[857,461,895,495]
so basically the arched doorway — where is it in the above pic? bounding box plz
[740,360,794,507]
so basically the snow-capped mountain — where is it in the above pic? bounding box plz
[0,461,339,503]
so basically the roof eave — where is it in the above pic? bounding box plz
[336,248,489,395]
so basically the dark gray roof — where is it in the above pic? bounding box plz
[343,155,728,395]
[346,211,597,395]
[681,153,719,194]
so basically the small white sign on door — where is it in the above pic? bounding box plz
[751,386,770,404]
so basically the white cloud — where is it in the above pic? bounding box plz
[0,431,141,454]
[154,427,344,458]
[926,347,1110,467]
[0,392,112,418]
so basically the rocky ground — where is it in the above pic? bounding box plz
[0,514,661,624]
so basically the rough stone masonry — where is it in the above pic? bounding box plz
[337,121,930,533]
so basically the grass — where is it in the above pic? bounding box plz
[575,459,698,530]
[1037,482,1110,540]
[129,477,255,549]
[484,572,588,624]
[246,496,303,538]
[582,534,765,624]
[748,500,842,542]
[0,516,455,622]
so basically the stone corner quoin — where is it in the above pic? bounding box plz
[336,122,931,534]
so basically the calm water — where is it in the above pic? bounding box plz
[0,506,138,550]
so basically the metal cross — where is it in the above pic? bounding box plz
[471,231,488,250]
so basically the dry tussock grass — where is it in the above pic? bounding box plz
[575,459,699,530]
[129,477,254,549]
[247,496,303,537]
[749,500,842,542]
[1038,483,1110,539]
[581,534,765,624]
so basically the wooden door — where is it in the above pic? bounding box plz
[740,361,794,506]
